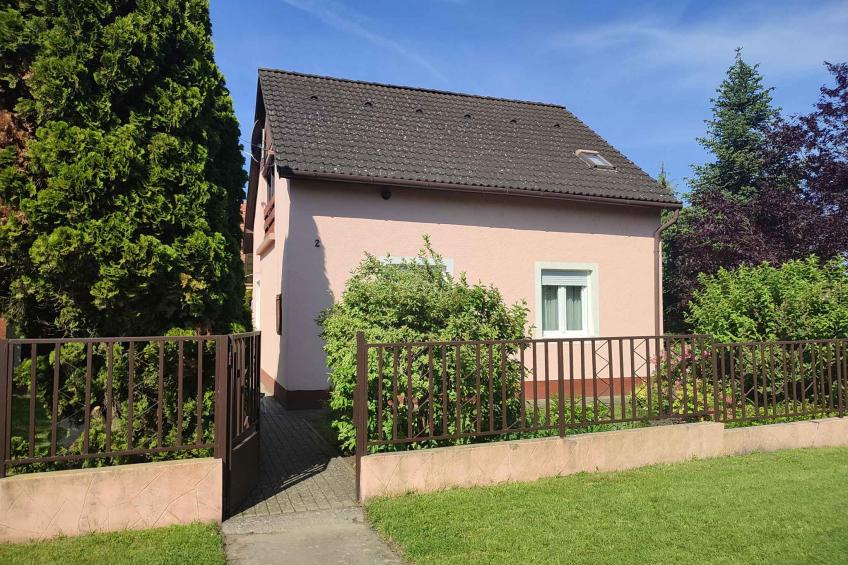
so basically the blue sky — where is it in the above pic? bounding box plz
[210,0,847,197]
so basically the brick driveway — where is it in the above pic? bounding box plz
[230,396,357,517]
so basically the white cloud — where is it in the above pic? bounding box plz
[550,1,848,88]
[279,0,448,83]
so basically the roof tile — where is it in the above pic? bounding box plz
[258,69,680,205]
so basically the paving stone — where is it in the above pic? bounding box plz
[229,397,357,520]
[223,398,403,564]
[224,508,404,565]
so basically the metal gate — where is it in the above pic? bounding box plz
[216,332,262,516]
[0,331,262,517]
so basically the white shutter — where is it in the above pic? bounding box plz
[541,270,588,287]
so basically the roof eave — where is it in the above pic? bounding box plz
[282,168,683,210]
[243,78,268,254]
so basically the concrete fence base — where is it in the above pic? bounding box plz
[359,418,848,501]
[0,457,222,543]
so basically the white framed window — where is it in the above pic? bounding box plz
[534,263,599,338]
[379,256,454,276]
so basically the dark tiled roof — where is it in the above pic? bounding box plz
[258,69,680,206]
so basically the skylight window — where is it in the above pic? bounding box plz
[576,150,615,170]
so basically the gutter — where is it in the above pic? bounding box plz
[283,169,683,211]
[654,209,680,335]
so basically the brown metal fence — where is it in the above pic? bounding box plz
[0,332,260,478]
[353,333,848,491]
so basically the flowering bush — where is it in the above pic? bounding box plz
[632,343,728,421]
[632,340,842,422]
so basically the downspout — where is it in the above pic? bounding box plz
[654,209,680,336]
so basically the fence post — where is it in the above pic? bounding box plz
[0,339,8,479]
[711,338,720,422]
[557,341,565,438]
[838,340,845,418]
[213,335,229,461]
[255,334,262,433]
[355,331,367,502]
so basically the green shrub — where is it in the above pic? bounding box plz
[685,257,848,342]
[317,238,528,452]
[684,258,848,415]
[523,397,645,437]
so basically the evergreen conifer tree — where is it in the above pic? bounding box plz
[689,47,778,203]
[663,49,779,330]
[0,0,247,337]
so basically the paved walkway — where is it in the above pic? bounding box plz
[231,398,358,517]
[224,507,403,565]
[223,397,404,564]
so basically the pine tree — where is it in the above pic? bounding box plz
[0,0,248,337]
[664,59,848,332]
[689,48,778,203]
[657,162,671,192]
[662,50,779,330]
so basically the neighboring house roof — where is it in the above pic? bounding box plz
[257,68,681,207]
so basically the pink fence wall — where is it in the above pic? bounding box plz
[0,458,222,543]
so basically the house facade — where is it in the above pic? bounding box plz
[244,69,681,408]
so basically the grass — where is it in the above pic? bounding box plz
[367,447,848,565]
[10,394,51,450]
[0,523,226,565]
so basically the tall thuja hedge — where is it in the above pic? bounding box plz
[0,0,248,337]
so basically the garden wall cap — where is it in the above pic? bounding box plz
[258,69,681,207]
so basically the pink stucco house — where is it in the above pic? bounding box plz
[244,69,681,408]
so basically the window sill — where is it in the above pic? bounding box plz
[540,331,592,339]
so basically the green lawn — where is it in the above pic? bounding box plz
[10,394,51,451]
[0,523,225,565]
[367,447,848,565]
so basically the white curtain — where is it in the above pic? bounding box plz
[565,286,583,331]
[542,285,559,332]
